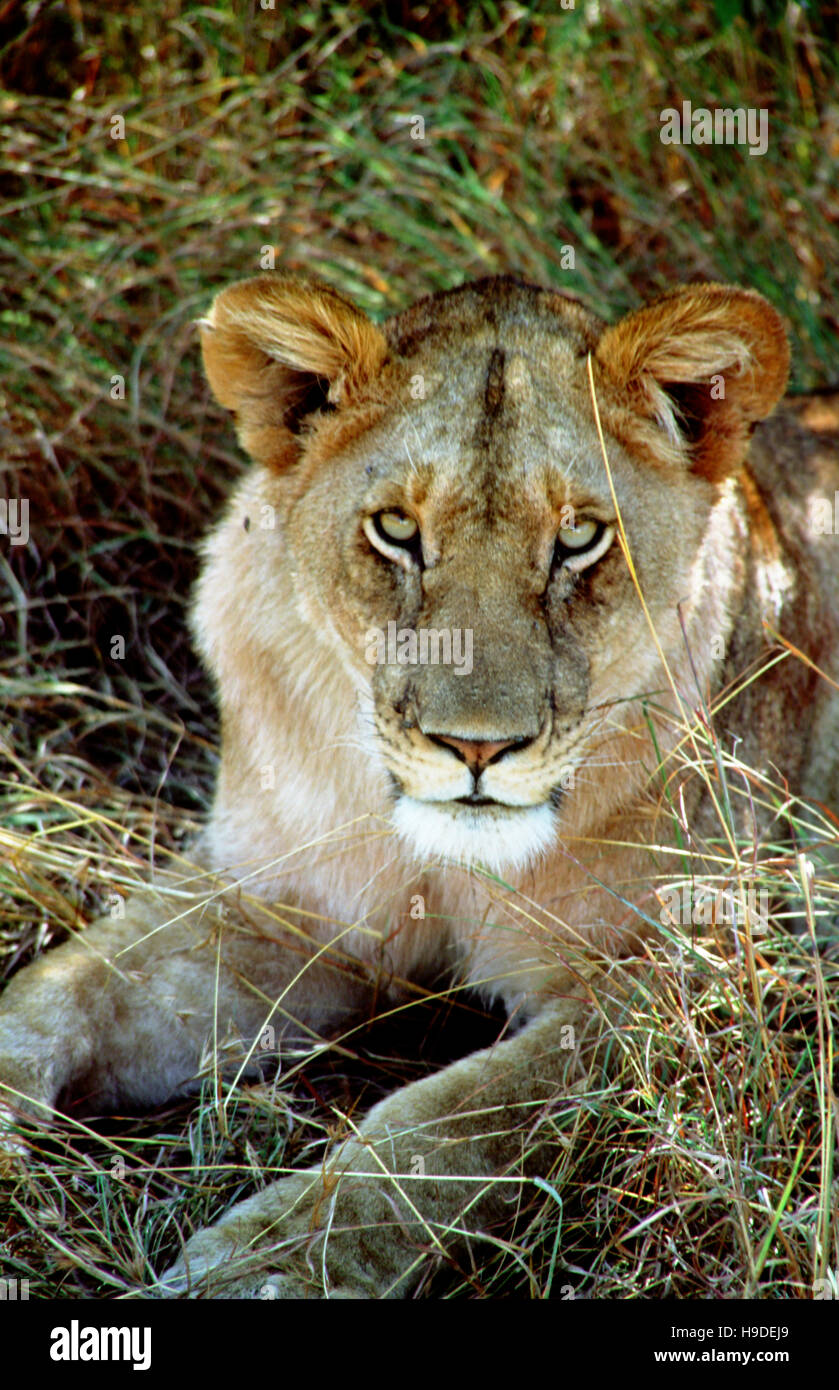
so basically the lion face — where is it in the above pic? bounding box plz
[197,275,789,874]
[284,346,655,871]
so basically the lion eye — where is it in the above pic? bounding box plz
[363,510,423,571]
[559,518,599,551]
[553,518,614,574]
[376,510,419,543]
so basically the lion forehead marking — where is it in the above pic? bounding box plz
[482,347,506,420]
[479,348,536,423]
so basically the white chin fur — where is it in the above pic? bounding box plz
[391,797,556,874]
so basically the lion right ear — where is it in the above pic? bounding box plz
[595,284,789,480]
[199,274,388,471]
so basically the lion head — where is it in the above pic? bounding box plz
[195,273,788,876]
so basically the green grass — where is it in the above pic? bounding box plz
[1,0,837,1299]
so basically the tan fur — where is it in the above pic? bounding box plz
[1,272,837,1298]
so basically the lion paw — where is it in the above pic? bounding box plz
[156,1169,371,1299]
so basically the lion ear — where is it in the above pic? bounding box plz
[199,274,388,471]
[595,284,789,479]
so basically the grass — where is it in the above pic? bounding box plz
[1,0,838,1299]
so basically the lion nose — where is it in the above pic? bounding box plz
[431,735,523,774]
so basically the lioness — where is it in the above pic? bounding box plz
[1,273,837,1298]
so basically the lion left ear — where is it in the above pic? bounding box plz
[595,284,789,479]
[199,274,388,472]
